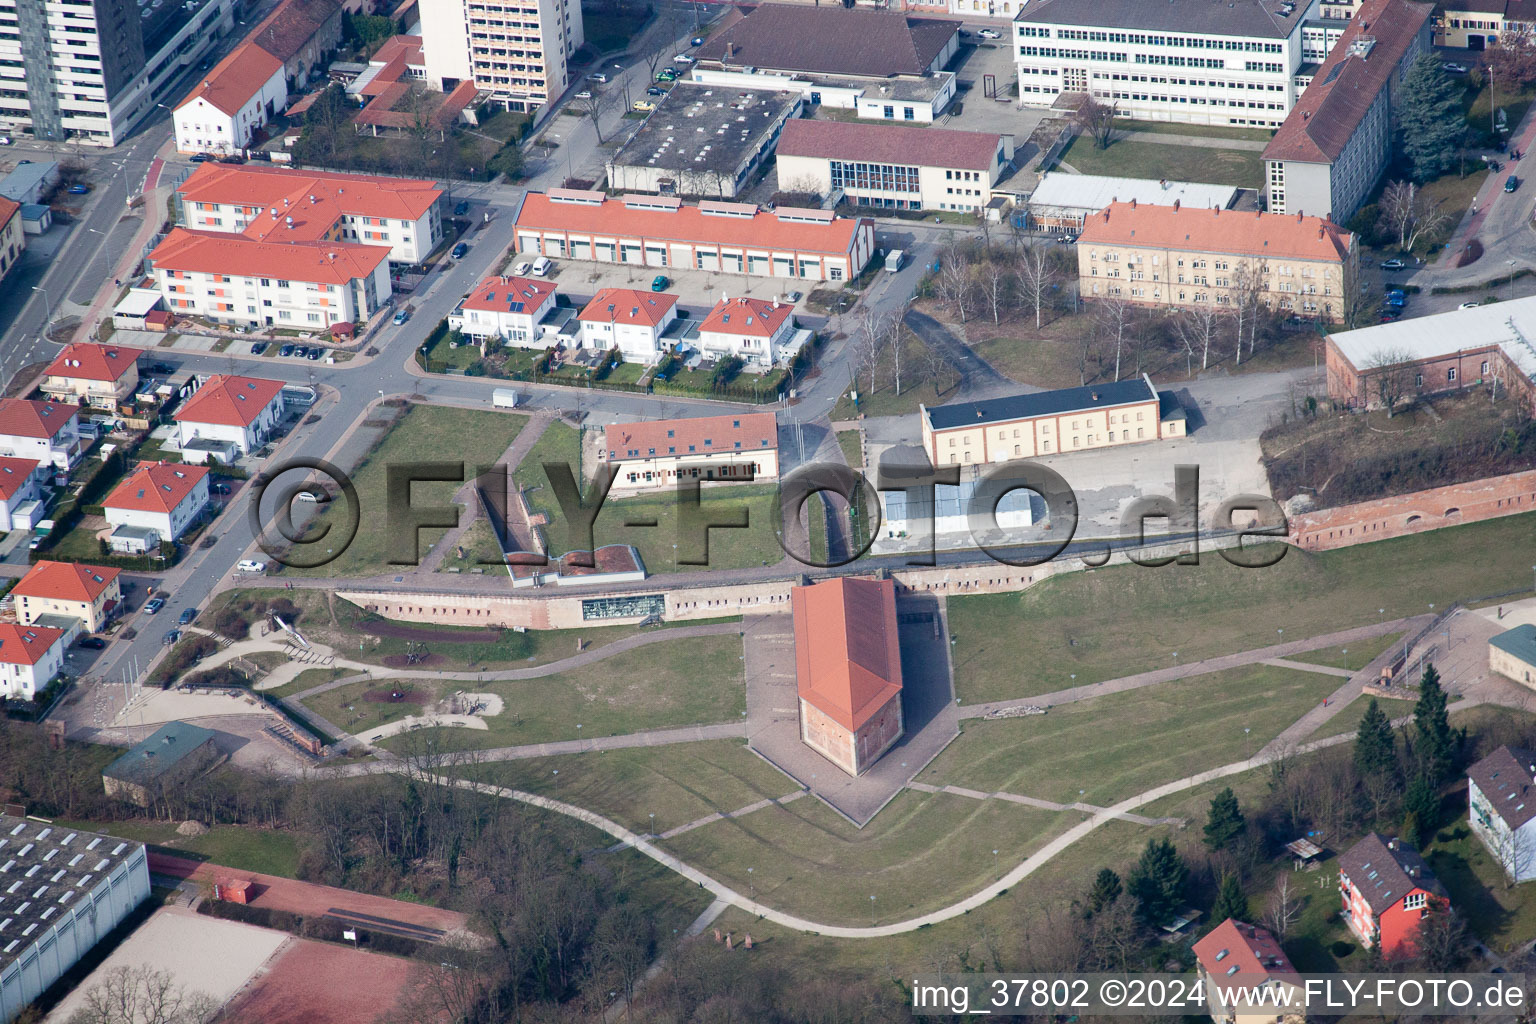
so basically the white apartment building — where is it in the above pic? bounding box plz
[0,621,65,700]
[696,296,806,370]
[577,288,678,364]
[1470,744,1536,884]
[450,275,560,346]
[0,398,80,470]
[0,0,237,146]
[102,461,211,549]
[172,41,287,155]
[420,0,584,116]
[173,374,286,455]
[1012,0,1320,129]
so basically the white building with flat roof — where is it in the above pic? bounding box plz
[1025,173,1239,233]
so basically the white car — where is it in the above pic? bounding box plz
[977,28,1002,39]
[236,559,267,574]
[575,89,593,100]
[513,260,532,275]
[1460,301,1482,310]
[674,54,696,63]
[531,256,553,276]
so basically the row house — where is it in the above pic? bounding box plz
[0,398,82,470]
[602,412,779,494]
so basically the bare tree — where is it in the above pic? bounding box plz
[1379,180,1452,255]
[1015,241,1059,329]
[1364,346,1418,417]
[1228,259,1266,360]
[1484,21,1536,91]
[888,309,910,397]
[1171,301,1222,375]
[1333,253,1370,330]
[937,242,974,322]
[1005,196,1032,250]
[982,258,1010,324]
[1263,874,1304,941]
[853,305,892,398]
[1093,291,1135,381]
[577,87,622,145]
[1073,96,1119,150]
[68,965,218,1024]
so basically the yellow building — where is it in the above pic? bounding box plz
[12,560,123,634]
[0,197,22,285]
[41,343,143,410]
[1440,1,1533,49]
[920,375,1185,467]
[1491,624,1536,689]
[1076,201,1357,323]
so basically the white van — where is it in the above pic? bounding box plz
[531,256,553,276]
[237,559,267,574]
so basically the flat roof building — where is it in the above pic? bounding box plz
[0,815,151,1023]
[102,722,221,807]
[514,190,876,283]
[1025,173,1239,233]
[696,4,960,79]
[607,84,802,200]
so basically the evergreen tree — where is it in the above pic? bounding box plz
[1397,55,1467,182]
[1086,867,1123,916]
[1403,773,1439,844]
[1414,663,1456,784]
[1128,838,1188,926]
[1211,872,1250,924]
[1354,698,1398,780]
[1203,787,1246,851]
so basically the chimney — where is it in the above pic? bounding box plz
[1297,211,1303,223]
[1130,198,1137,209]
[1213,207,1219,217]
[1091,391,1099,401]
[1318,227,1325,239]
[1173,199,1180,212]
[1102,208,1110,222]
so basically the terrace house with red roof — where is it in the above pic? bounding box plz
[102,462,211,554]
[1077,202,1356,322]
[696,296,806,370]
[791,576,905,777]
[449,276,561,348]
[173,375,286,458]
[172,41,288,156]
[1191,919,1307,1024]
[1338,833,1447,956]
[12,561,122,636]
[0,399,82,471]
[774,120,1014,215]
[1262,0,1433,221]
[41,344,143,411]
[0,622,67,701]
[577,288,680,364]
[603,412,779,493]
[0,457,46,533]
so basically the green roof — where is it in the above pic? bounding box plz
[103,721,218,786]
[1492,624,1536,667]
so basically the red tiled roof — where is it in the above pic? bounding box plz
[604,411,777,461]
[104,462,210,515]
[174,374,286,428]
[516,192,866,257]
[150,228,390,286]
[461,275,557,314]
[368,34,423,69]
[175,42,286,118]
[0,622,65,666]
[699,296,795,338]
[1193,919,1298,980]
[0,196,18,234]
[1078,202,1354,264]
[177,164,442,241]
[791,576,903,732]
[13,560,121,604]
[0,399,77,440]
[248,0,342,63]
[0,457,40,502]
[578,288,679,328]
[46,342,142,383]
[778,118,1001,171]
[1263,0,1433,165]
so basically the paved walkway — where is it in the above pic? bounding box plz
[604,789,808,852]
[1259,658,1355,677]
[906,781,1182,826]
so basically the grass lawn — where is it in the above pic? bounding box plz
[830,329,961,419]
[1418,168,1490,261]
[458,740,797,834]
[1058,136,1263,189]
[1110,118,1273,143]
[438,517,504,572]
[927,664,1341,807]
[835,429,862,471]
[947,513,1536,703]
[364,631,747,750]
[261,666,350,700]
[1286,631,1404,671]
[1425,818,1536,953]
[661,788,1077,926]
[286,404,525,577]
[56,819,302,878]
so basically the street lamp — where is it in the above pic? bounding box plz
[31,284,51,322]
[1509,260,1518,299]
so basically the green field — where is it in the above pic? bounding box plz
[929,664,1345,807]
[438,517,505,572]
[56,819,302,877]
[1285,631,1404,671]
[287,404,525,577]
[459,740,797,835]
[1057,136,1263,188]
[947,514,1536,703]
[360,631,747,750]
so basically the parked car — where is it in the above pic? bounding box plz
[977,28,1003,39]
[531,256,553,276]
[691,36,704,45]
[454,200,469,216]
[1379,307,1403,321]
[1056,233,1078,244]
[212,483,231,494]
[237,559,267,574]
[1507,175,1521,193]
[651,274,670,291]
[144,596,165,615]
[218,154,246,164]
[674,54,695,63]
[292,345,308,358]
[787,290,803,302]
[76,636,106,650]
[656,68,677,82]
[393,309,411,325]
[189,153,210,162]
[1379,258,1406,271]
[452,241,469,259]
[632,100,656,112]
[279,344,295,357]
[588,72,609,83]
[575,89,593,100]
[162,629,181,646]
[178,607,197,625]
[1385,290,1406,309]
[1460,301,1483,309]
[1442,62,1469,74]
[67,184,89,194]
[307,347,323,360]
[0,137,11,145]
[249,341,268,355]
[647,86,665,97]
[513,260,532,275]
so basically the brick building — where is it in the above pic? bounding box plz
[791,576,904,777]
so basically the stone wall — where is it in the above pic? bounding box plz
[1287,469,1536,552]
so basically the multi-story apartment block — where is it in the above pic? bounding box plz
[102,461,211,551]
[175,164,444,265]
[41,342,141,409]
[1338,833,1446,956]
[173,374,286,455]
[1468,743,1536,884]
[0,621,64,700]
[603,412,779,493]
[1263,0,1433,222]
[774,119,1014,214]
[1012,0,1319,129]
[12,560,122,634]
[420,0,584,115]
[0,0,237,146]
[1440,0,1535,49]
[1076,202,1356,321]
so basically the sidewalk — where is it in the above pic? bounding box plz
[66,151,170,347]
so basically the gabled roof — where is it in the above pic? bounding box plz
[175,41,286,117]
[1493,624,1536,667]
[104,462,211,515]
[699,296,795,338]
[1193,919,1298,980]
[578,289,679,328]
[176,163,442,242]
[777,119,1002,172]
[1263,0,1434,165]
[45,342,142,383]
[604,412,777,462]
[174,375,286,428]
[0,622,64,666]
[0,398,78,440]
[150,228,390,286]
[0,457,40,502]
[1078,202,1354,263]
[1338,833,1444,915]
[0,196,18,234]
[248,0,342,63]
[791,576,903,732]
[925,376,1157,431]
[695,3,959,77]
[461,275,557,315]
[1469,744,1536,830]
[13,560,121,604]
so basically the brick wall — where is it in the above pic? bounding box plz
[1288,469,1536,551]
[799,697,857,775]
[1325,335,1536,412]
